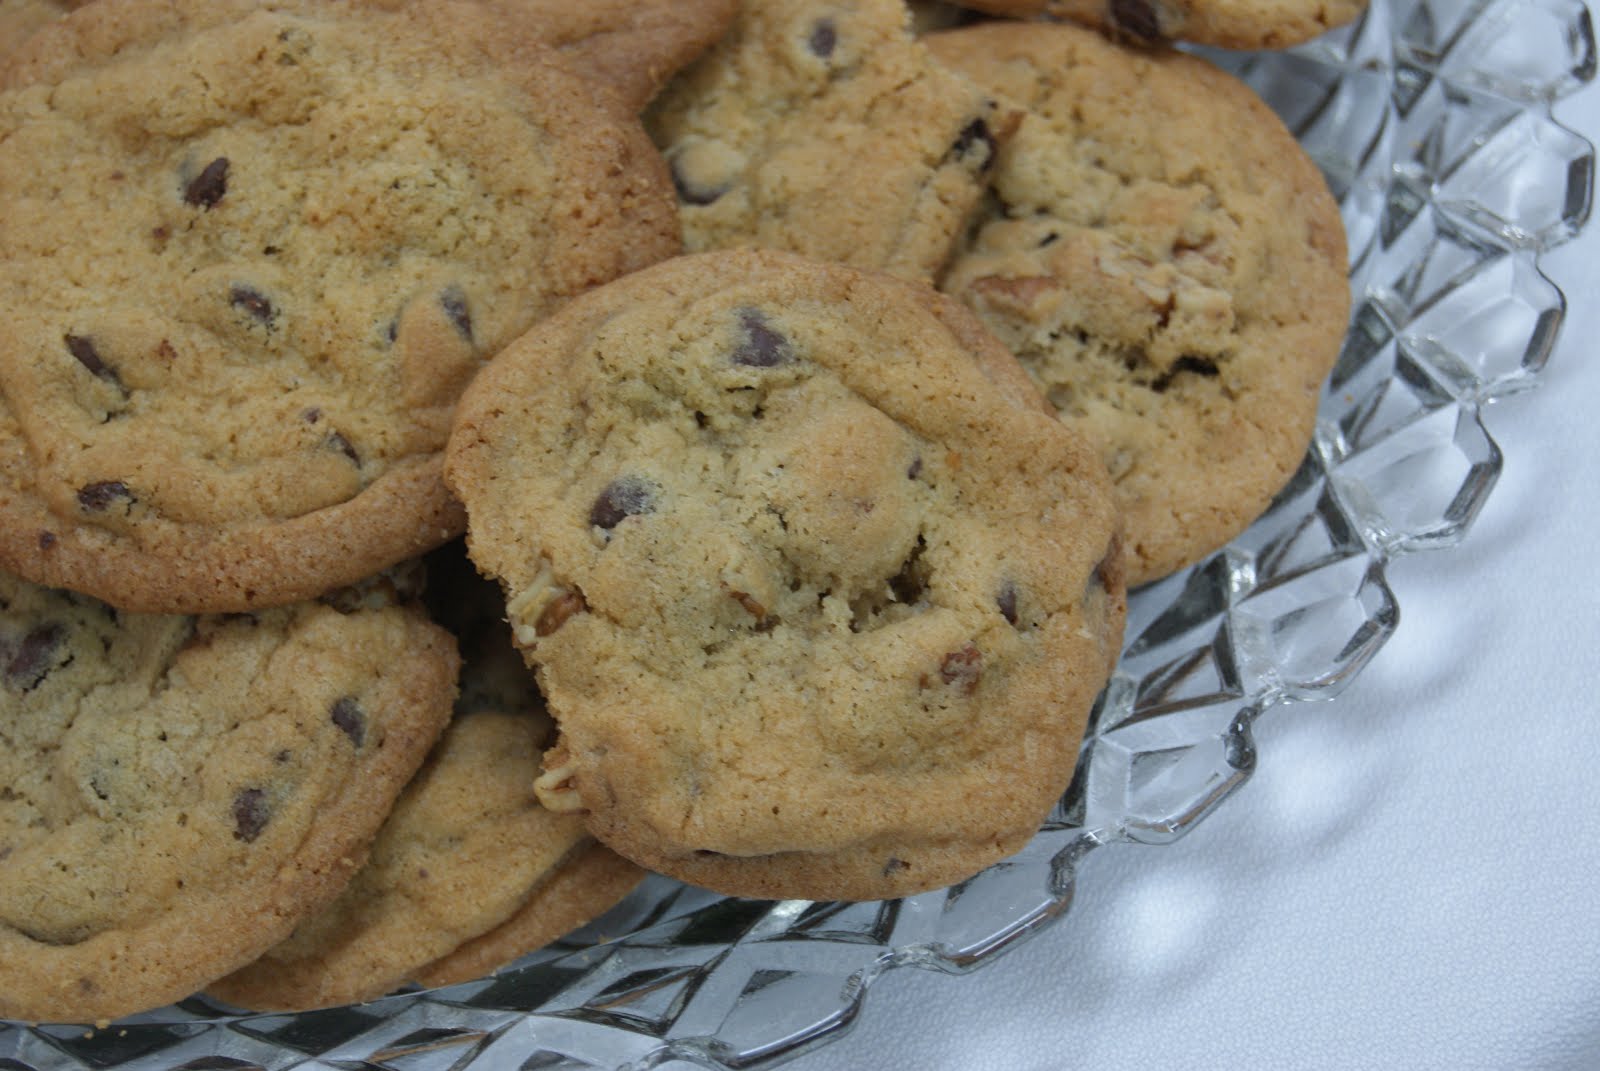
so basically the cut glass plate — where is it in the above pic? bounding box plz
[1,1,1591,1068]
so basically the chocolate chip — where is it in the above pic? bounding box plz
[1109,0,1163,40]
[1150,355,1219,393]
[907,455,923,480]
[535,590,587,637]
[808,17,837,57]
[670,157,728,206]
[938,643,983,696]
[440,287,473,343]
[184,157,230,209]
[229,284,275,325]
[231,787,269,842]
[64,334,124,391]
[589,476,656,531]
[37,531,57,551]
[950,117,998,170]
[330,696,365,747]
[4,623,66,691]
[888,538,928,605]
[76,481,133,513]
[326,431,360,465]
[997,582,1019,625]
[302,407,322,424]
[882,857,909,876]
[731,308,793,368]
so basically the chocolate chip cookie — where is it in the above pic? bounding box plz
[445,249,1125,901]
[946,0,1367,49]
[0,0,679,613]
[0,568,458,1024]
[929,22,1349,584]
[209,544,641,1011]
[645,0,1017,282]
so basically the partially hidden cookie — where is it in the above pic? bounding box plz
[0,0,679,614]
[445,249,1125,902]
[944,0,1367,49]
[209,544,642,1012]
[472,0,741,113]
[929,22,1349,585]
[0,568,458,1025]
[645,0,1018,283]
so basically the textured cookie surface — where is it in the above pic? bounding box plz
[0,570,458,1024]
[474,0,740,112]
[947,0,1366,49]
[0,0,679,613]
[645,0,1015,282]
[0,0,66,64]
[210,544,640,1011]
[930,22,1349,584]
[446,249,1125,901]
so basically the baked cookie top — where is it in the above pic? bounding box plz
[210,543,639,1011]
[446,249,1125,901]
[929,22,1349,585]
[473,0,740,112]
[0,0,679,613]
[0,569,458,1025]
[645,0,1016,283]
[0,0,68,66]
[945,0,1367,49]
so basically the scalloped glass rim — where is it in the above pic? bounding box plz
[2,2,1593,1069]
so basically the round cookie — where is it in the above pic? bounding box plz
[645,0,1018,283]
[928,22,1349,585]
[944,0,1367,49]
[0,568,458,1025]
[0,0,680,614]
[209,544,642,1011]
[445,249,1125,902]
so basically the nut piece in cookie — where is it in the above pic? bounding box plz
[929,22,1349,584]
[646,0,1019,282]
[446,248,1126,902]
[0,568,457,1024]
[0,0,679,613]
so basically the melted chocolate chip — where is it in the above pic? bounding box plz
[330,696,365,747]
[670,157,728,206]
[37,531,57,551]
[589,476,656,530]
[4,623,66,691]
[950,117,998,170]
[1110,0,1163,40]
[907,455,923,480]
[808,17,837,57]
[535,590,587,637]
[64,334,124,390]
[1149,355,1219,393]
[326,431,360,465]
[232,787,269,842]
[184,157,230,209]
[938,643,983,696]
[997,582,1019,626]
[731,308,793,368]
[440,287,473,342]
[76,481,133,513]
[229,284,275,325]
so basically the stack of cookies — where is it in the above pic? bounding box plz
[0,0,1354,1024]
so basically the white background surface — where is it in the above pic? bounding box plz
[784,52,1600,1071]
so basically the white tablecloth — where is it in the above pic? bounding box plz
[786,58,1600,1071]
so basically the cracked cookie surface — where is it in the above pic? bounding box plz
[0,0,679,613]
[0,568,457,1024]
[645,0,1016,283]
[445,249,1125,901]
[210,543,641,1012]
[930,22,1348,584]
[946,0,1366,49]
